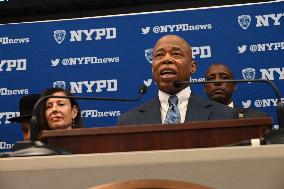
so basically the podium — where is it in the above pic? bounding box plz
[41,117,272,154]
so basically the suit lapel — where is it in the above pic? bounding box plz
[138,97,162,124]
[185,93,213,122]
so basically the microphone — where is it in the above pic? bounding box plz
[30,84,148,141]
[174,79,284,130]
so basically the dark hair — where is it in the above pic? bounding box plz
[36,88,83,135]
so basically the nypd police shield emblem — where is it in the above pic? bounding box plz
[238,15,251,30]
[53,81,66,89]
[145,48,153,64]
[54,30,66,44]
[242,68,256,80]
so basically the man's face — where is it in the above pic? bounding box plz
[152,35,196,94]
[204,64,235,105]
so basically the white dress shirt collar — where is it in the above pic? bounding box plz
[228,101,234,108]
[158,86,191,123]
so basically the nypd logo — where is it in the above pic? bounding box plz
[54,30,66,44]
[53,79,118,94]
[192,46,212,59]
[260,68,284,80]
[54,27,117,44]
[238,13,283,30]
[51,56,119,66]
[238,15,251,30]
[242,67,284,80]
[0,37,30,45]
[238,41,284,53]
[256,13,283,27]
[70,80,117,94]
[242,68,256,80]
[53,81,66,89]
[144,48,153,64]
[0,59,27,72]
[141,23,212,34]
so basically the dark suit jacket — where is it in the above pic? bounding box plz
[118,93,238,125]
[235,106,268,118]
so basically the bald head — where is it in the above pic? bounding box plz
[153,35,192,56]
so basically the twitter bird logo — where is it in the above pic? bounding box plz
[141,27,150,35]
[238,45,247,53]
[143,79,152,87]
[242,100,251,108]
[51,59,60,66]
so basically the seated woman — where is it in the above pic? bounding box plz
[36,87,83,137]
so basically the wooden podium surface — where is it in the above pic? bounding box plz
[41,117,272,154]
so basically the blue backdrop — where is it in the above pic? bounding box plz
[0,0,283,151]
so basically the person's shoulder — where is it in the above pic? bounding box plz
[190,92,212,107]
[211,100,238,119]
[191,92,234,110]
[209,98,237,113]
[117,97,159,125]
[125,97,158,114]
[190,93,238,118]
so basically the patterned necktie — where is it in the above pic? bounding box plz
[164,95,181,124]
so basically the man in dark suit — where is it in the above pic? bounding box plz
[204,63,267,118]
[118,35,237,125]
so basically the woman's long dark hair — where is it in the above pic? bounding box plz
[36,88,83,136]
